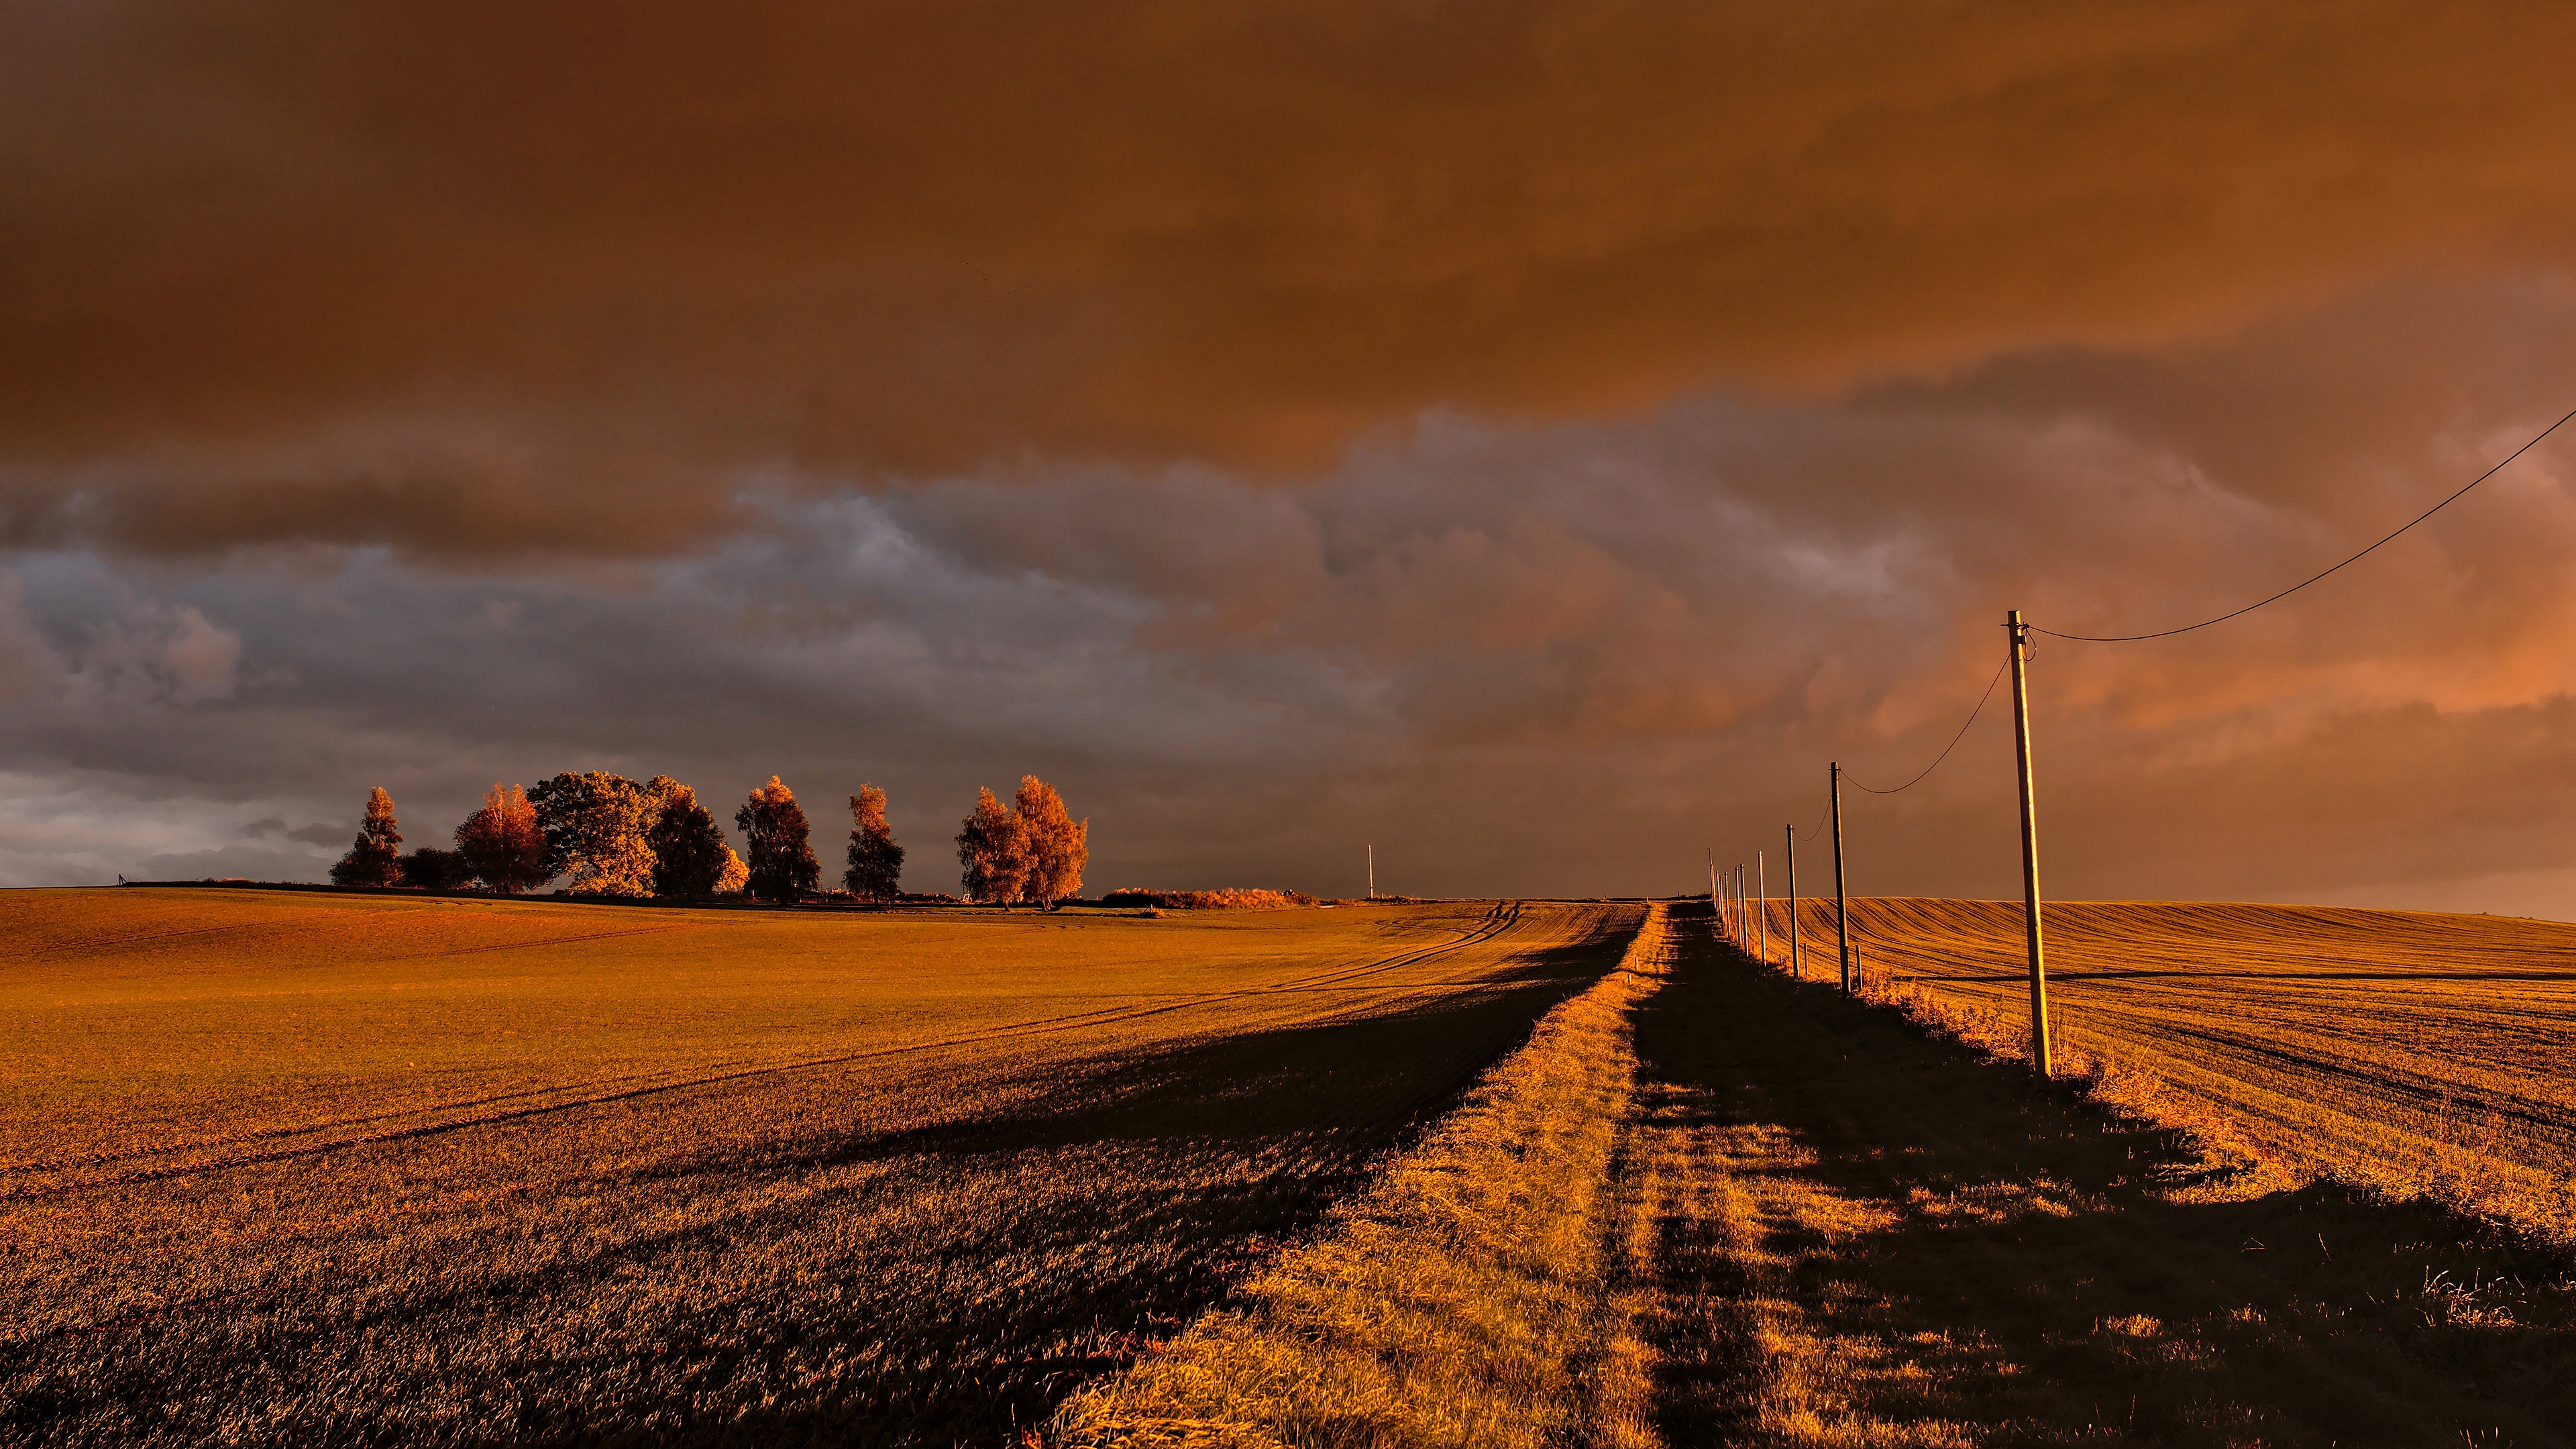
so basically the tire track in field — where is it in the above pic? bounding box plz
[6,904,1523,1179]
[5,902,1549,1200]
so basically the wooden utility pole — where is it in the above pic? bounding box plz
[1756,850,1768,965]
[1831,762,1851,995]
[1785,824,1802,978]
[2008,609,2051,1077]
[1709,849,1717,926]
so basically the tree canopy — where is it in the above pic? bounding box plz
[845,784,904,902]
[955,787,1026,906]
[1014,775,1088,910]
[645,776,731,897]
[528,771,658,897]
[329,787,403,888]
[454,783,550,894]
[735,776,820,902]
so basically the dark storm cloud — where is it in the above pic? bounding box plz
[8,1,2576,554]
[7,282,2576,907]
[9,4,2576,911]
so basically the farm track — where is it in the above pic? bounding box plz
[4,902,1527,1191]
[2,892,1633,1447]
[1634,902,2576,1447]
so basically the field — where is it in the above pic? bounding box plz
[1754,897,2576,1240]
[17,886,2576,1447]
[1638,901,2576,1446]
[1,888,1640,1446]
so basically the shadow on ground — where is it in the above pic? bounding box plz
[5,912,1631,1449]
[1637,900,2576,1448]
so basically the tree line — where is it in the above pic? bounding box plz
[329,773,1089,908]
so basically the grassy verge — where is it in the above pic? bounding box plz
[1049,904,1670,1449]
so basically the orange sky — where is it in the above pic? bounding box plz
[5,1,2576,907]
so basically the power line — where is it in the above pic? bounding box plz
[1843,659,2009,795]
[2032,404,2576,644]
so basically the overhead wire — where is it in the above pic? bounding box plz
[2031,404,2576,643]
[1841,659,2009,795]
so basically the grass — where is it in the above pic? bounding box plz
[1752,897,2576,1242]
[1050,903,1668,1449]
[2,888,1641,1446]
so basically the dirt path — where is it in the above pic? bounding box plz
[1630,901,2576,1448]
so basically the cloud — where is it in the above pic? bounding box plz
[6,280,2576,910]
[7,3,2576,557]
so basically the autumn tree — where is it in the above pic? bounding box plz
[955,787,1028,906]
[528,771,658,897]
[454,783,549,894]
[645,775,731,897]
[329,787,402,887]
[845,784,905,902]
[715,845,750,894]
[735,775,820,902]
[1014,775,1089,910]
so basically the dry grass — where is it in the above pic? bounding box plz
[1752,897,2576,1240]
[1,888,1638,1446]
[1050,903,1666,1449]
[1634,900,2576,1447]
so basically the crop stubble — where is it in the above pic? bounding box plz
[1751,897,2576,1238]
[3,888,1635,1446]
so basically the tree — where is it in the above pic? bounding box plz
[955,786,1028,906]
[735,775,820,902]
[845,784,905,902]
[645,775,731,897]
[715,845,750,894]
[399,847,472,890]
[455,784,549,894]
[1014,775,1089,910]
[528,771,658,897]
[329,787,402,887]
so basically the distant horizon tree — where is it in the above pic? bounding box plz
[735,776,820,902]
[645,775,731,897]
[455,783,549,894]
[845,784,904,902]
[1013,775,1087,912]
[398,846,472,890]
[955,786,1028,906]
[329,787,402,888]
[529,771,658,897]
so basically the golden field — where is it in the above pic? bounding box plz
[15,886,2576,1448]
[1643,901,2576,1447]
[1753,897,2576,1240]
[1,888,1639,1446]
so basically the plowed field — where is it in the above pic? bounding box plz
[1754,896,2576,1236]
[1,888,1641,1446]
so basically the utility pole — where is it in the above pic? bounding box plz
[1737,866,1746,950]
[2008,609,2052,1077]
[1709,849,1717,926]
[1785,824,1801,979]
[1757,850,1768,965]
[1368,845,1375,900]
[1831,762,1851,996]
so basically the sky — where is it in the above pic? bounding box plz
[9,1,2576,910]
